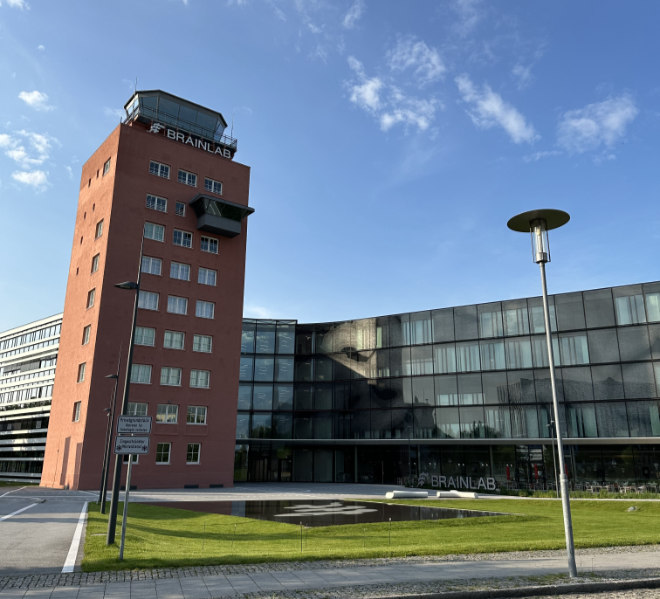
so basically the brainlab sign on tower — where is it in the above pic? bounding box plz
[148,122,234,159]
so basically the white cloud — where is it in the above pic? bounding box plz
[347,57,383,112]
[455,74,538,144]
[0,130,56,169]
[37,44,45,51]
[523,149,562,163]
[347,56,442,133]
[342,0,364,29]
[104,106,125,121]
[243,304,278,319]
[557,95,638,154]
[12,170,48,189]
[453,0,483,36]
[18,90,53,111]
[3,0,30,8]
[388,37,445,85]
[512,64,532,90]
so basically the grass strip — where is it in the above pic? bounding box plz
[83,498,660,571]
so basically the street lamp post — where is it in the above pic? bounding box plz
[106,236,144,546]
[507,208,577,578]
[99,371,120,513]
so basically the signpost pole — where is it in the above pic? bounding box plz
[118,454,133,561]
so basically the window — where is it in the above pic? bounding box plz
[82,325,91,345]
[103,158,111,175]
[204,177,222,195]
[135,326,156,346]
[615,295,646,325]
[95,219,103,238]
[198,267,217,286]
[130,364,152,384]
[160,367,182,386]
[175,201,186,217]
[190,369,210,388]
[141,256,162,276]
[91,253,100,273]
[86,289,95,309]
[170,261,190,281]
[186,443,201,464]
[164,330,185,350]
[177,169,197,187]
[144,222,165,242]
[200,236,218,254]
[196,300,215,319]
[155,442,171,464]
[77,363,86,382]
[72,401,81,422]
[173,229,193,248]
[187,405,207,425]
[146,194,167,212]
[149,160,170,179]
[193,334,212,353]
[167,295,188,315]
[127,402,148,416]
[138,290,159,311]
[156,404,178,423]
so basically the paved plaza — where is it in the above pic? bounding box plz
[0,483,659,598]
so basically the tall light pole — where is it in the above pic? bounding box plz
[507,208,577,578]
[99,371,120,513]
[106,237,143,545]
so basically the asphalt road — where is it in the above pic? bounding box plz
[0,486,92,576]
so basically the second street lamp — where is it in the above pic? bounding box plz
[507,208,577,578]
[99,371,119,513]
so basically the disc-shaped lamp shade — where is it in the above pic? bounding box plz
[507,209,570,233]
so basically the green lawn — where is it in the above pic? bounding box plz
[83,498,660,571]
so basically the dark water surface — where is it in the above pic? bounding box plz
[149,500,506,527]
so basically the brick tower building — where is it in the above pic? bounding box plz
[41,91,253,489]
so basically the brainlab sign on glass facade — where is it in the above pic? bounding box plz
[148,123,233,159]
[419,473,497,491]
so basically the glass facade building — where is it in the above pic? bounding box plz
[236,282,660,490]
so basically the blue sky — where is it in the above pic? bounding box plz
[1,1,659,332]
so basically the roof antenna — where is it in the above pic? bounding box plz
[134,77,138,93]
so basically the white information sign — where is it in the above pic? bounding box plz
[114,436,150,455]
[117,416,152,434]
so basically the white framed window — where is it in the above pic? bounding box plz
[91,253,100,273]
[173,229,193,248]
[103,158,111,175]
[135,326,156,346]
[138,290,159,311]
[141,256,162,276]
[127,402,148,416]
[146,194,167,213]
[170,261,190,281]
[190,369,210,389]
[95,219,104,239]
[196,300,215,319]
[86,289,95,309]
[198,267,217,286]
[82,325,91,345]
[177,169,197,187]
[72,401,81,422]
[149,160,170,179]
[186,443,201,464]
[160,367,182,386]
[156,442,171,464]
[156,404,178,423]
[130,364,152,384]
[167,295,188,315]
[187,405,207,425]
[200,236,218,254]
[164,330,185,350]
[175,202,186,217]
[193,334,212,353]
[144,222,165,242]
[77,363,86,383]
[204,177,222,195]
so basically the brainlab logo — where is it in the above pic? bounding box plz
[275,502,378,518]
[148,122,233,158]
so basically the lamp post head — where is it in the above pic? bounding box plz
[115,281,139,290]
[105,373,119,380]
[507,209,570,264]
